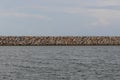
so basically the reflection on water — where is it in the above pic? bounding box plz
[0,46,120,80]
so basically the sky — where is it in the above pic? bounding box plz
[0,0,120,36]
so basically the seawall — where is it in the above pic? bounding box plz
[0,36,120,46]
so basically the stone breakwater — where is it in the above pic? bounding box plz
[0,36,120,46]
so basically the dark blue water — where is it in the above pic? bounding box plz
[0,46,120,80]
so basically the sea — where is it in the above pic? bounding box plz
[0,46,120,80]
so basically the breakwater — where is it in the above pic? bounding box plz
[0,36,120,46]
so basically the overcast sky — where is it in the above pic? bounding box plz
[0,0,120,36]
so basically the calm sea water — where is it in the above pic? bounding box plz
[0,46,120,80]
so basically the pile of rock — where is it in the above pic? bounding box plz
[0,36,120,46]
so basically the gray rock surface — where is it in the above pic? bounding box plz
[0,36,120,45]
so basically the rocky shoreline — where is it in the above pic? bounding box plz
[0,36,120,46]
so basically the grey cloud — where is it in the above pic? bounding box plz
[87,6,120,10]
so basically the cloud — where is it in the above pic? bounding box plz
[56,0,120,26]
[25,1,120,27]
[1,0,119,26]
[87,9,120,26]
[65,7,120,26]
[97,0,120,6]
[0,12,50,20]
[72,0,120,7]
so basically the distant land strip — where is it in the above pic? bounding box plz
[0,36,120,46]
